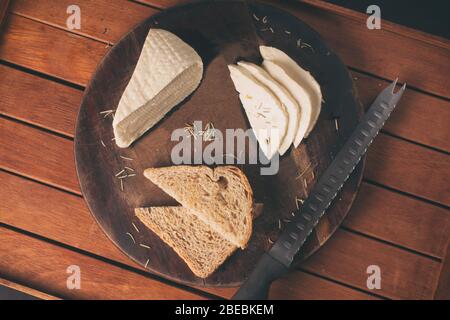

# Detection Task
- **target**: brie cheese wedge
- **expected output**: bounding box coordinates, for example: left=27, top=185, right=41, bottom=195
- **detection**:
left=260, top=46, right=322, bottom=137
left=228, top=64, right=288, bottom=159
left=113, top=29, right=203, bottom=148
left=237, top=61, right=300, bottom=155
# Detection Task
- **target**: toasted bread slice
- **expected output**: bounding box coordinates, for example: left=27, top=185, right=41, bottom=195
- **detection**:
left=135, top=207, right=236, bottom=278
left=143, top=166, right=253, bottom=248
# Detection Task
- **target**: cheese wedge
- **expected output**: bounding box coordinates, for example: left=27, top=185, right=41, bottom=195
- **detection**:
left=237, top=61, right=299, bottom=155
left=259, top=46, right=322, bottom=137
left=113, top=29, right=203, bottom=148
left=262, top=60, right=312, bottom=147
left=228, top=64, right=288, bottom=159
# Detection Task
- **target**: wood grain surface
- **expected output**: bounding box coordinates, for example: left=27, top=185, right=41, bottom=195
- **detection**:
left=0, top=0, right=448, bottom=299
left=0, top=277, right=60, bottom=300
left=0, top=227, right=207, bottom=300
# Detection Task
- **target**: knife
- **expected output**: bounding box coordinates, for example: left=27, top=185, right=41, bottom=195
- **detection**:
left=232, top=78, right=406, bottom=300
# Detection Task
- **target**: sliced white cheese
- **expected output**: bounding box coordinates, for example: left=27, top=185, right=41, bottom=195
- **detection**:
left=262, top=60, right=312, bottom=147
left=259, top=46, right=322, bottom=137
left=228, top=64, right=288, bottom=160
left=113, top=29, right=203, bottom=148
left=237, top=61, right=299, bottom=155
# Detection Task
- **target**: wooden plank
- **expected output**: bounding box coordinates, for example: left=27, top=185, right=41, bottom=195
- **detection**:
left=3, top=114, right=447, bottom=210
left=301, top=230, right=442, bottom=299
left=0, top=227, right=206, bottom=299
left=141, top=0, right=450, bottom=97
left=1, top=115, right=448, bottom=258
left=1, top=5, right=448, bottom=154
left=261, top=0, right=450, bottom=98
left=9, top=0, right=450, bottom=98
left=366, top=134, right=450, bottom=206
left=354, top=72, right=450, bottom=153
left=0, top=170, right=381, bottom=299
left=135, top=0, right=190, bottom=9
left=0, top=117, right=79, bottom=194
left=344, top=183, right=450, bottom=259
left=0, top=171, right=127, bottom=264
left=302, top=0, right=450, bottom=48
left=0, top=64, right=82, bottom=137
left=11, top=0, right=156, bottom=44
left=269, top=272, right=378, bottom=300
left=0, top=1, right=444, bottom=298
left=0, top=170, right=440, bottom=299
left=0, top=14, right=108, bottom=86
left=3, top=65, right=448, bottom=155
left=0, top=277, right=61, bottom=300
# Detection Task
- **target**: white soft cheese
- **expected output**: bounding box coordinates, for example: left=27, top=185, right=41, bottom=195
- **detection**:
left=262, top=60, right=311, bottom=147
left=113, top=29, right=203, bottom=148
left=237, top=61, right=299, bottom=155
left=260, top=46, right=322, bottom=137
left=228, top=64, right=288, bottom=160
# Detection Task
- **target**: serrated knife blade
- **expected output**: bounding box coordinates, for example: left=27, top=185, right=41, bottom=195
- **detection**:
left=233, top=78, right=406, bottom=300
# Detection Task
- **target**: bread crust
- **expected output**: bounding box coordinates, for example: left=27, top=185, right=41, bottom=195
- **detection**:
left=135, top=207, right=236, bottom=278
left=144, top=165, right=254, bottom=248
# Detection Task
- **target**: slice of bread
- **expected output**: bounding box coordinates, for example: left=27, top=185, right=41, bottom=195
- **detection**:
left=143, top=166, right=253, bottom=249
left=135, top=207, right=236, bottom=278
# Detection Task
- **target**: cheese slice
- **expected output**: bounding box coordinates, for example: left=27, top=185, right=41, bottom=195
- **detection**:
left=237, top=61, right=299, bottom=155
left=113, top=29, right=203, bottom=148
left=259, top=46, right=322, bottom=137
left=228, top=64, right=288, bottom=160
left=262, top=60, right=312, bottom=147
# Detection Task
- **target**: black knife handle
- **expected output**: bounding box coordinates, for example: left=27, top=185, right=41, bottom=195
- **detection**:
left=232, top=253, right=288, bottom=300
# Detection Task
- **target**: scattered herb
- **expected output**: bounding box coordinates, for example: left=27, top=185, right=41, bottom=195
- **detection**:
left=295, top=196, right=305, bottom=210
left=120, top=155, right=134, bottom=161
left=99, top=109, right=115, bottom=119
left=256, top=112, right=267, bottom=118
left=115, top=169, right=125, bottom=177
left=300, top=42, right=315, bottom=53
left=126, top=232, right=135, bottom=243
left=295, top=162, right=312, bottom=179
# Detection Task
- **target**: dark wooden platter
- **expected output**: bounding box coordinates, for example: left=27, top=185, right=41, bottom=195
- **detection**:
left=75, top=0, right=364, bottom=287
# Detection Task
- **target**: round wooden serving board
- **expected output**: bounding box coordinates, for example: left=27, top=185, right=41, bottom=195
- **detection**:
left=75, top=0, right=364, bottom=287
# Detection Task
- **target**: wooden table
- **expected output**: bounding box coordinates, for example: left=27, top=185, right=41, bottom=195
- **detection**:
left=0, top=0, right=449, bottom=300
